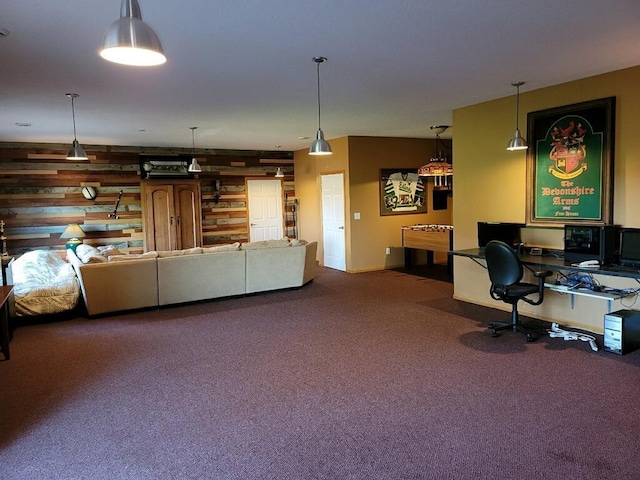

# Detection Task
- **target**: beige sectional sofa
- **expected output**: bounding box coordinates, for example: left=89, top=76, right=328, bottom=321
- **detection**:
left=67, top=240, right=317, bottom=317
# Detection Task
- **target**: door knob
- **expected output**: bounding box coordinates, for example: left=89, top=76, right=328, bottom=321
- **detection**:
left=338, top=226, right=344, bottom=229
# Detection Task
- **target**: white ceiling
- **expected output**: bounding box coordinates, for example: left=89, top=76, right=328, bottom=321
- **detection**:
left=1, top=0, right=639, bottom=152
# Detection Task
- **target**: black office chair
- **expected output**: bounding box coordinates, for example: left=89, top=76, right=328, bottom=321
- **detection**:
left=484, top=240, right=552, bottom=342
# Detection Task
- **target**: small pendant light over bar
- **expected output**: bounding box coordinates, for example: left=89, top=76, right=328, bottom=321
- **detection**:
left=309, top=56, right=332, bottom=155
left=506, top=81, right=528, bottom=151
left=100, top=0, right=166, bottom=67
left=418, top=125, right=453, bottom=189
left=66, top=93, right=88, bottom=160
left=188, top=127, right=202, bottom=173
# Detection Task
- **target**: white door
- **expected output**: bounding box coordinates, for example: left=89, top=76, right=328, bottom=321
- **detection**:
left=247, top=179, right=284, bottom=241
left=321, top=173, right=346, bottom=271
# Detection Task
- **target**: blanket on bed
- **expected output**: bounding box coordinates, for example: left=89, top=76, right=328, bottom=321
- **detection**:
left=11, top=250, right=80, bottom=316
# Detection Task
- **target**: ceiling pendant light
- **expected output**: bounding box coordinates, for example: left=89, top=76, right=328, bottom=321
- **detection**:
left=275, top=167, right=284, bottom=178
left=100, top=0, right=166, bottom=67
left=188, top=127, right=202, bottom=173
left=418, top=125, right=453, bottom=189
left=309, top=56, right=332, bottom=155
left=66, top=93, right=88, bottom=161
left=506, top=81, right=528, bottom=151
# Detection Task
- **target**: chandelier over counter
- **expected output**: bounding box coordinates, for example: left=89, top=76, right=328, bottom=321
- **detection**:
left=418, top=125, right=452, bottom=189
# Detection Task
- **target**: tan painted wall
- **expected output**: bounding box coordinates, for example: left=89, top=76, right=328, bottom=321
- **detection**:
left=452, top=65, right=640, bottom=333
left=295, top=136, right=453, bottom=272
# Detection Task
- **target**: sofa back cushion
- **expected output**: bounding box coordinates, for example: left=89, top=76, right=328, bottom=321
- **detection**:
left=241, top=239, right=291, bottom=250
left=108, top=251, right=158, bottom=262
left=156, top=247, right=203, bottom=258
left=202, top=242, right=241, bottom=253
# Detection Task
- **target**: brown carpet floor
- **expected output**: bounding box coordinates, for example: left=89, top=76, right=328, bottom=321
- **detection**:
left=1, top=267, right=639, bottom=479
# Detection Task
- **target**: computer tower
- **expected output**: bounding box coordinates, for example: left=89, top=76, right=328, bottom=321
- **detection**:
left=563, top=224, right=618, bottom=264
left=603, top=309, right=640, bottom=355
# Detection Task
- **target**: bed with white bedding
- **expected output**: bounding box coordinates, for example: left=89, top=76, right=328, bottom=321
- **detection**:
left=9, top=250, right=80, bottom=316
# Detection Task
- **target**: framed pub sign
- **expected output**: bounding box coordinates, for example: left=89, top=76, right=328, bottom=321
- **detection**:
left=526, top=97, right=615, bottom=225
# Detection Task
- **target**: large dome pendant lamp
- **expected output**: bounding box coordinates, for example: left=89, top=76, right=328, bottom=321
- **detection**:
left=309, top=56, right=332, bottom=155
left=506, top=81, right=528, bottom=151
left=100, top=0, right=166, bottom=67
left=65, top=93, right=88, bottom=161
left=188, top=127, right=202, bottom=173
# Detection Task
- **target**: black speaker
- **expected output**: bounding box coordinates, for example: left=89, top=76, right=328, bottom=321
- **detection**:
left=563, top=224, right=618, bottom=264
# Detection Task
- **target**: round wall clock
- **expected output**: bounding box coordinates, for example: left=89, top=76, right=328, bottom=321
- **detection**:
left=81, top=186, right=97, bottom=200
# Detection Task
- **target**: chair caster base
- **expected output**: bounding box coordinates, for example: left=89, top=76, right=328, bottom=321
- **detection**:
left=488, top=322, right=539, bottom=342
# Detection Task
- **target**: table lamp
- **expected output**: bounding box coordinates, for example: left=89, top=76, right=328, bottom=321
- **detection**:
left=61, top=224, right=86, bottom=251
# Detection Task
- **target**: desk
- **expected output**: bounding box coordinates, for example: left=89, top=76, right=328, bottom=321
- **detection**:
left=402, top=225, right=453, bottom=274
left=451, top=248, right=640, bottom=311
left=1, top=285, right=14, bottom=361
left=452, top=248, right=640, bottom=279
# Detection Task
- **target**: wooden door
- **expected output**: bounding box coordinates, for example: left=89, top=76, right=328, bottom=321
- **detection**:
left=143, top=184, right=175, bottom=251
left=141, top=180, right=202, bottom=252
left=174, top=182, right=202, bottom=249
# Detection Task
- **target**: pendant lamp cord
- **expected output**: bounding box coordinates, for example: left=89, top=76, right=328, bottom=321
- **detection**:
left=70, top=95, right=78, bottom=141
left=316, top=60, right=322, bottom=130
left=512, top=81, right=524, bottom=130
left=515, top=84, right=520, bottom=130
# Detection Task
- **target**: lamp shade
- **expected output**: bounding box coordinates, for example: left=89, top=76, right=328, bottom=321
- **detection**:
left=61, top=223, right=86, bottom=251
left=309, top=129, right=332, bottom=155
left=67, top=140, right=88, bottom=160
left=100, top=0, right=166, bottom=66
left=418, top=161, right=453, bottom=177
left=60, top=224, right=86, bottom=239
left=188, top=157, right=202, bottom=173
left=275, top=167, right=284, bottom=178
left=507, top=128, right=528, bottom=151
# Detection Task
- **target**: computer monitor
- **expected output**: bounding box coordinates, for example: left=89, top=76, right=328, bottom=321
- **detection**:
left=477, top=222, right=524, bottom=248
left=619, top=228, right=640, bottom=267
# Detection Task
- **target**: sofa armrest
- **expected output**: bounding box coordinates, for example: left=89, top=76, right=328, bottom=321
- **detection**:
left=73, top=257, right=158, bottom=316
left=245, top=242, right=317, bottom=294
left=302, top=241, right=318, bottom=285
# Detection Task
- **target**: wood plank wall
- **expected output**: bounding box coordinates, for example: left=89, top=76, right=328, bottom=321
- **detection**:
left=0, top=143, right=294, bottom=256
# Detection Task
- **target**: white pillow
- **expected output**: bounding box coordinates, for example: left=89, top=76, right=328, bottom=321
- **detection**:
left=75, top=244, right=106, bottom=264
left=98, top=245, right=125, bottom=257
